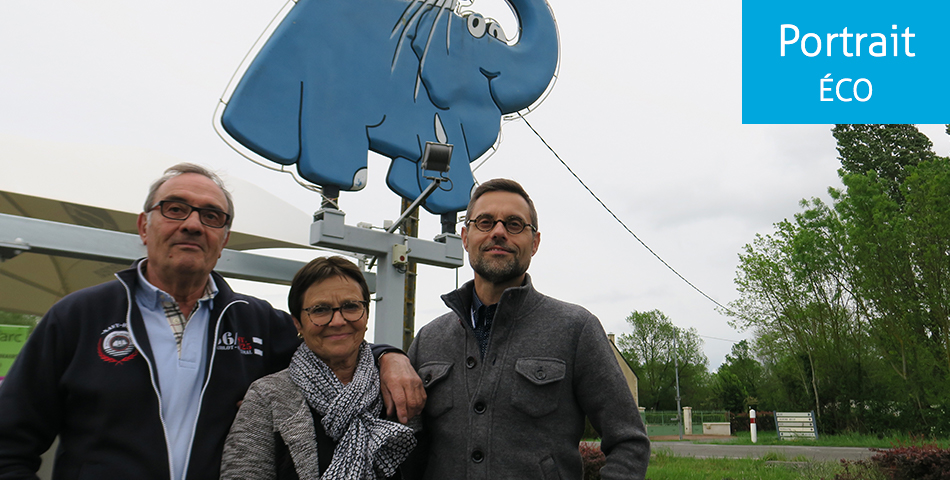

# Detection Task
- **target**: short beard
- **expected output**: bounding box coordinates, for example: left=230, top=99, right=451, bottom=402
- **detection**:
left=471, top=254, right=528, bottom=285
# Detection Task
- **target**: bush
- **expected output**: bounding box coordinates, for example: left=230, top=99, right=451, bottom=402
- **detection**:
left=871, top=445, right=950, bottom=480
left=836, top=444, right=950, bottom=480
left=579, top=442, right=605, bottom=480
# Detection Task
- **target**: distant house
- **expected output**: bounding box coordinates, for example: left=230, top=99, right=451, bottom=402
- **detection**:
left=607, top=333, right=639, bottom=405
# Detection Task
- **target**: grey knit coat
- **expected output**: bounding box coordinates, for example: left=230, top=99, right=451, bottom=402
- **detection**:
left=406, top=275, right=650, bottom=480
left=219, top=370, right=323, bottom=479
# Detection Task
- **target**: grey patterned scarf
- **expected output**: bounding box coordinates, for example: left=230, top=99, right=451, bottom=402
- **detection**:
left=289, top=342, right=416, bottom=479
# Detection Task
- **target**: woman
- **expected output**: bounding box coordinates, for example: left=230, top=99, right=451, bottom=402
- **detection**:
left=220, top=256, right=416, bottom=479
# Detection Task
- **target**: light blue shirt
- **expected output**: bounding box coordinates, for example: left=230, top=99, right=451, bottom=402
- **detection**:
left=135, top=262, right=216, bottom=480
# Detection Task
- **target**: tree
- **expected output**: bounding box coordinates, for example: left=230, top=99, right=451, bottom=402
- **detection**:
left=725, top=197, right=875, bottom=431
left=617, top=310, right=709, bottom=410
left=835, top=149, right=950, bottom=425
left=727, top=124, right=950, bottom=434
left=833, top=124, right=935, bottom=202
left=713, top=340, right=762, bottom=413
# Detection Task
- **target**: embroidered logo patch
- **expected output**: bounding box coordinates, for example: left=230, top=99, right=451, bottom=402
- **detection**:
left=216, top=331, right=263, bottom=356
left=97, top=323, right=139, bottom=365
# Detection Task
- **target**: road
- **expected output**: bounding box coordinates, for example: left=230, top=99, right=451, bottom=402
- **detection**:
left=652, top=441, right=878, bottom=461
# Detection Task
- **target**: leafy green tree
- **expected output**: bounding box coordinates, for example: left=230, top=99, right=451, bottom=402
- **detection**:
left=617, top=310, right=709, bottom=410
left=832, top=124, right=935, bottom=201
left=729, top=124, right=950, bottom=434
left=835, top=150, right=950, bottom=425
left=726, top=197, right=876, bottom=431
left=902, top=159, right=950, bottom=374
left=713, top=340, right=762, bottom=413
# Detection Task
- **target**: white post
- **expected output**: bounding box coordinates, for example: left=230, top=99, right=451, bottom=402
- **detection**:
left=750, top=409, right=757, bottom=443
left=683, top=406, right=693, bottom=435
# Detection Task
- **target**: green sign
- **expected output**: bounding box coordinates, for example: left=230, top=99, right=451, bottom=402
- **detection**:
left=0, top=324, right=31, bottom=380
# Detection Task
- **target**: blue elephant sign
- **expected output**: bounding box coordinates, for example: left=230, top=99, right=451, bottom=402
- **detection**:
left=215, top=0, right=559, bottom=214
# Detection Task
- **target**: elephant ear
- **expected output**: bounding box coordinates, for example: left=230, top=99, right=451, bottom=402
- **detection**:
left=222, top=66, right=303, bottom=165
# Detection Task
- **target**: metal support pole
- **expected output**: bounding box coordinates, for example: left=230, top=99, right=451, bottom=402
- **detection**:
left=310, top=207, right=463, bottom=347
left=441, top=212, right=458, bottom=235
left=674, top=333, right=683, bottom=440
left=386, top=179, right=440, bottom=234
left=401, top=198, right=419, bottom=351
left=0, top=213, right=307, bottom=284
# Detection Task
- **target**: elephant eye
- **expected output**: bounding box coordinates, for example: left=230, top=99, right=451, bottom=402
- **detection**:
left=467, top=13, right=486, bottom=38
left=487, top=22, right=504, bottom=40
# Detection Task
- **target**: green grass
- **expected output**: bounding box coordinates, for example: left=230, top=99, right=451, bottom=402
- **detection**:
left=688, top=431, right=950, bottom=449
left=644, top=432, right=950, bottom=479
left=646, top=449, right=846, bottom=480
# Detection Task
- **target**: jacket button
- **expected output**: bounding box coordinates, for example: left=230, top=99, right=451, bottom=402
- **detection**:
left=471, top=450, right=484, bottom=463
left=473, top=401, right=486, bottom=414
left=535, top=367, right=546, bottom=380
left=423, top=373, right=432, bottom=386
left=466, top=356, right=477, bottom=368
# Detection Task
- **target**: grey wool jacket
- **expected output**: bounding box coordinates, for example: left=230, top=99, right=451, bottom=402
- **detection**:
left=406, top=275, right=650, bottom=480
left=220, top=370, right=323, bottom=479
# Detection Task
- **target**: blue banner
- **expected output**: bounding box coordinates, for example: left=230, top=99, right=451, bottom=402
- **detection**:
left=742, top=1, right=950, bottom=123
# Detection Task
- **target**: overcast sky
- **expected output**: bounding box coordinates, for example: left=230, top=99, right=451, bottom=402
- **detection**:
left=2, top=0, right=948, bottom=369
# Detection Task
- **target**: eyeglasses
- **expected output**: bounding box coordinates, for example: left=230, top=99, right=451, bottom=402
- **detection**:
left=303, top=301, right=369, bottom=326
left=149, top=200, right=231, bottom=228
left=467, top=215, right=536, bottom=235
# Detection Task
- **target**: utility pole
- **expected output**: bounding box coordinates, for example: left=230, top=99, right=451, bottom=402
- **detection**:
left=674, top=332, right=683, bottom=440
left=400, top=198, right=419, bottom=351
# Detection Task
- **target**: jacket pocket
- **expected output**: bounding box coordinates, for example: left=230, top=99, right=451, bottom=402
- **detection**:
left=511, top=357, right=566, bottom=418
left=539, top=454, right=562, bottom=480
left=418, top=361, right=454, bottom=418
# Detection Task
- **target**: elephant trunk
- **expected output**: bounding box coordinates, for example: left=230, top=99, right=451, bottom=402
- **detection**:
left=490, top=0, right=559, bottom=114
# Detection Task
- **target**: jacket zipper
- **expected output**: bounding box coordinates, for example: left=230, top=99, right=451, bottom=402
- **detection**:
left=179, top=299, right=247, bottom=479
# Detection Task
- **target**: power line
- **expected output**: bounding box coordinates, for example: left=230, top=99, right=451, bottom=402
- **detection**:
left=697, top=334, right=742, bottom=344
left=517, top=113, right=735, bottom=316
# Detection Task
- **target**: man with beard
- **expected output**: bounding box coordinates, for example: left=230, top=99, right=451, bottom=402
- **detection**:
left=405, top=179, right=650, bottom=479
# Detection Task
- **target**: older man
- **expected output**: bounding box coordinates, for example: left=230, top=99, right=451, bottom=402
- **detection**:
left=0, top=164, right=422, bottom=480
left=407, top=178, right=650, bottom=479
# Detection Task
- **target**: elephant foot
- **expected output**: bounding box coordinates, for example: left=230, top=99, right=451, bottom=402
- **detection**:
left=386, top=156, right=473, bottom=214
left=296, top=157, right=368, bottom=192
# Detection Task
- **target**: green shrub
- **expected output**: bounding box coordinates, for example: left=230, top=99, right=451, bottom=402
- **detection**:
left=836, top=444, right=950, bottom=480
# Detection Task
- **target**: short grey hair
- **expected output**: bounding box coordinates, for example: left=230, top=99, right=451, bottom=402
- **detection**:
left=144, top=163, right=235, bottom=226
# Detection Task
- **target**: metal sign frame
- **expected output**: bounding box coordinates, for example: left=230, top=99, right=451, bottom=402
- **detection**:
left=776, top=411, right=819, bottom=440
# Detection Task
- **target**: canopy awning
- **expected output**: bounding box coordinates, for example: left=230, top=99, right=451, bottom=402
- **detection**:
left=0, top=134, right=321, bottom=316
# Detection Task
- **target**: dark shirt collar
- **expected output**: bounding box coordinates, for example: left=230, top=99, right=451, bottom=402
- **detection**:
left=470, top=286, right=488, bottom=329
left=472, top=286, right=487, bottom=311
left=470, top=276, right=529, bottom=312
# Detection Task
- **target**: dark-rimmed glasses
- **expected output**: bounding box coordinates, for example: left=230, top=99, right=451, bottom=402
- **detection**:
left=303, top=301, right=369, bottom=326
left=149, top=200, right=231, bottom=228
left=467, top=215, right=536, bottom=235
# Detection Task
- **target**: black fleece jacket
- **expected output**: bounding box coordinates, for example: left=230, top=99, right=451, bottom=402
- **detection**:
left=0, top=261, right=398, bottom=480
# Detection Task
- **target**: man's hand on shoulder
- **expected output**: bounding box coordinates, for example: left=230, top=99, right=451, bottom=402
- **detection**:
left=378, top=352, right=426, bottom=424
